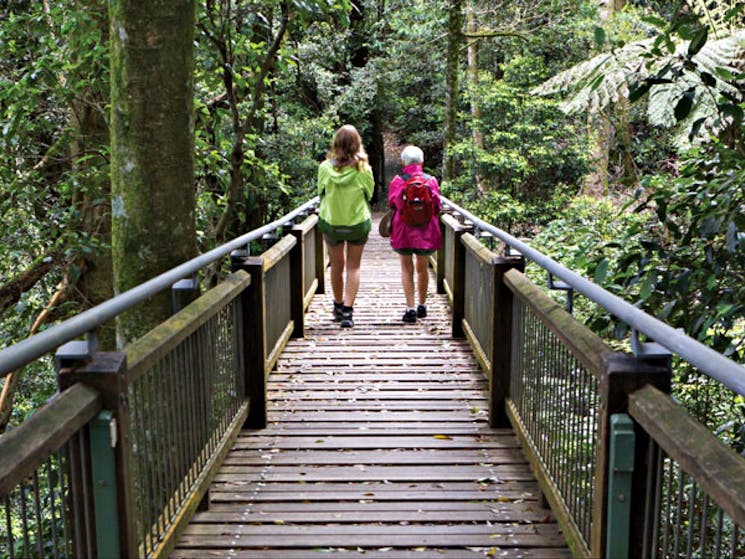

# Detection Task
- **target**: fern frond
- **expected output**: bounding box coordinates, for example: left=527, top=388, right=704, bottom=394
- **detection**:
left=531, top=43, right=651, bottom=115
left=534, top=29, right=745, bottom=147
left=689, top=0, right=745, bottom=34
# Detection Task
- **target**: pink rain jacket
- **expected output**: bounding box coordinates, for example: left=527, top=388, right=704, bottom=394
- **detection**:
left=388, top=164, right=442, bottom=251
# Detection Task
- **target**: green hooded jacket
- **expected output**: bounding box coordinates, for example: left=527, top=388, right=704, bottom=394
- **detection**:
left=317, top=159, right=374, bottom=226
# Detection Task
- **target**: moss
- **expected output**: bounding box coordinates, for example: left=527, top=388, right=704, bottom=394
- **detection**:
left=110, top=0, right=198, bottom=346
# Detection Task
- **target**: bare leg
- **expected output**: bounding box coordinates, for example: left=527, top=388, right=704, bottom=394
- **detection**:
left=344, top=243, right=366, bottom=307
left=328, top=242, right=345, bottom=304
left=415, top=254, right=429, bottom=306
left=399, top=253, right=415, bottom=308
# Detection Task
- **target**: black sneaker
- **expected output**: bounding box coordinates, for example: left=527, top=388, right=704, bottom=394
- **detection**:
left=402, top=309, right=417, bottom=323
left=416, top=305, right=427, bottom=318
left=340, top=306, right=354, bottom=328
left=333, top=301, right=344, bottom=322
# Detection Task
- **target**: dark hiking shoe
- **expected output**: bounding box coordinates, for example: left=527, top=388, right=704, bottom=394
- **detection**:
left=416, top=305, right=427, bottom=318
left=341, top=306, right=354, bottom=328
left=402, top=309, right=417, bottom=323
left=333, top=301, right=344, bottom=322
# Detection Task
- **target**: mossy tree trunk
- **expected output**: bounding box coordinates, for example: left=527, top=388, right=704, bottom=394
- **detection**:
left=110, top=0, right=198, bottom=347
left=443, top=0, right=464, bottom=185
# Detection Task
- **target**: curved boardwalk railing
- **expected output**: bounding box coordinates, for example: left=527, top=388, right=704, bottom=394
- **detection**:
left=438, top=197, right=745, bottom=559
left=0, top=203, right=322, bottom=559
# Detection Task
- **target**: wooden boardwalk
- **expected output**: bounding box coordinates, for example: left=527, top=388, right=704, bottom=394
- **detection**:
left=172, top=217, right=570, bottom=558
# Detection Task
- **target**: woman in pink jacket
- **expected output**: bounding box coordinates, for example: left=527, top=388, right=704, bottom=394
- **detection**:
left=388, top=146, right=442, bottom=323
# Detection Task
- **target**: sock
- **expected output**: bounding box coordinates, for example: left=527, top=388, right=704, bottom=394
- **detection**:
left=334, top=300, right=343, bottom=308
left=342, top=305, right=353, bottom=313
left=407, top=307, right=416, bottom=312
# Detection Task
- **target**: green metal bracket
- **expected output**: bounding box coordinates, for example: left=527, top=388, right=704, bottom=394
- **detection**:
left=90, top=411, right=121, bottom=559
left=606, top=413, right=635, bottom=559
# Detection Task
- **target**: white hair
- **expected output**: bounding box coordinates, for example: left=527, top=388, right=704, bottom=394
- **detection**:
left=401, top=145, right=424, bottom=166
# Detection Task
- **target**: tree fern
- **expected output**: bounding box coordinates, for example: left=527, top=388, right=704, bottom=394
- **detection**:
left=532, top=29, right=745, bottom=147
left=689, top=0, right=745, bottom=34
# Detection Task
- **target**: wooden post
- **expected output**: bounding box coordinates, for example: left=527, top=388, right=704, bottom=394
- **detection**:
left=489, top=255, right=524, bottom=427
left=58, top=352, right=137, bottom=559
left=436, top=217, right=447, bottom=294
left=289, top=225, right=305, bottom=338
left=451, top=222, right=470, bottom=338
left=314, top=221, right=325, bottom=294
left=171, top=276, right=200, bottom=314
left=231, top=253, right=267, bottom=428
left=592, top=353, right=671, bottom=558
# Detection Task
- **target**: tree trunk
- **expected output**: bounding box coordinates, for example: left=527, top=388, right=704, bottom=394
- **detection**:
left=110, top=0, right=197, bottom=346
left=466, top=1, right=485, bottom=195
left=443, top=0, right=464, bottom=184
left=584, top=0, right=631, bottom=196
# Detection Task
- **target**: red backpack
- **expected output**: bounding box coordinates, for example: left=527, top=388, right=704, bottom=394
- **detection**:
left=400, top=173, right=434, bottom=227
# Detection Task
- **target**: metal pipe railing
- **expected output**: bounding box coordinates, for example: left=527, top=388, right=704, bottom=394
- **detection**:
left=441, top=196, right=745, bottom=396
left=0, top=197, right=319, bottom=377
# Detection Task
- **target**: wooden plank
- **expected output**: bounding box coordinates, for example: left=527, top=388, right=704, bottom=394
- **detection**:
left=193, top=502, right=552, bottom=523
left=210, top=488, right=541, bottom=503
left=172, top=550, right=572, bottom=559
left=175, top=532, right=567, bottom=548
left=223, top=448, right=528, bottom=465
left=267, top=411, right=489, bottom=421
left=213, top=464, right=537, bottom=481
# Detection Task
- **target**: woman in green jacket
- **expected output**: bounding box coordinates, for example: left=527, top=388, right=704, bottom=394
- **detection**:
left=317, top=124, right=374, bottom=328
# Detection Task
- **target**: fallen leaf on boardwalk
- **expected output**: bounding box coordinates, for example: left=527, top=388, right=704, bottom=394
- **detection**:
left=496, top=496, right=513, bottom=502
left=414, top=547, right=428, bottom=552
left=433, top=434, right=452, bottom=440
left=486, top=548, right=499, bottom=556
left=273, top=519, right=285, bottom=524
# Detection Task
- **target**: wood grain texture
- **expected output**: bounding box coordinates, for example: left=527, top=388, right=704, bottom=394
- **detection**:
left=172, top=214, right=569, bottom=556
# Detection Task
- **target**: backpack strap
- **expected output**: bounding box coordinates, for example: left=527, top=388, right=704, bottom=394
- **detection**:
left=401, top=172, right=431, bottom=181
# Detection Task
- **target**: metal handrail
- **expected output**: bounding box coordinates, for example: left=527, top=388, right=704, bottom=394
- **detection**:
left=441, top=196, right=745, bottom=396
left=0, top=196, right=320, bottom=377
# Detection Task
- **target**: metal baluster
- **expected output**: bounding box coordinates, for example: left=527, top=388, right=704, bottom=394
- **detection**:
left=32, top=472, right=43, bottom=558
left=4, top=494, right=14, bottom=559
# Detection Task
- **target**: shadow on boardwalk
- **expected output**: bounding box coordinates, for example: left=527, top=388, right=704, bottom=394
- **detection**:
left=171, top=214, right=570, bottom=558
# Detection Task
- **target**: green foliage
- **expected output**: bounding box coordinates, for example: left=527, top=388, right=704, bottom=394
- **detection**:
left=453, top=75, right=589, bottom=198
left=597, top=141, right=745, bottom=359
left=377, top=0, right=448, bottom=160
left=529, top=195, right=649, bottom=321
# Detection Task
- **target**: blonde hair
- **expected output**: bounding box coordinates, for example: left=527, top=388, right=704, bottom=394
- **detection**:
left=328, top=124, right=369, bottom=171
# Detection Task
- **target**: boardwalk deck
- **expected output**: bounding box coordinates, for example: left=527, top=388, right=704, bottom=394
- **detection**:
left=172, top=216, right=570, bottom=558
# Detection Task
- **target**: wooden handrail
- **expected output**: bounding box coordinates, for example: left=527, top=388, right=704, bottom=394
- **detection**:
left=125, top=271, right=252, bottom=382
left=0, top=384, right=102, bottom=496
left=629, top=383, right=745, bottom=528
left=504, top=268, right=608, bottom=376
